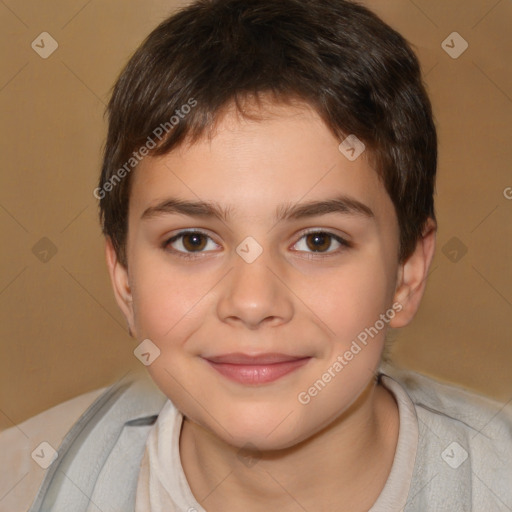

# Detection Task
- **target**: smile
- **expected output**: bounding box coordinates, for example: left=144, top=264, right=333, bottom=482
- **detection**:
left=203, top=353, right=312, bottom=385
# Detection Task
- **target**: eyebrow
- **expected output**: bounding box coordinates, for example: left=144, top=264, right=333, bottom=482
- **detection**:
left=141, top=195, right=375, bottom=223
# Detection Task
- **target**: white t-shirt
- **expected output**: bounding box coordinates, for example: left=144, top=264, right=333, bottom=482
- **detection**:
left=134, top=373, right=419, bottom=511
left=2, top=365, right=511, bottom=512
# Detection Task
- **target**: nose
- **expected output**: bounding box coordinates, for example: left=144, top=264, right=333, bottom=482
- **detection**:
left=216, top=248, right=294, bottom=330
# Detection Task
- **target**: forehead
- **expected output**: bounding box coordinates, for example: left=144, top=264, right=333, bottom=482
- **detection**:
left=129, top=101, right=396, bottom=226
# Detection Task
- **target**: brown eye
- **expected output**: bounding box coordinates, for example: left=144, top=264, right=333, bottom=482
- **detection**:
left=181, top=233, right=207, bottom=252
left=164, top=230, right=219, bottom=259
left=305, top=232, right=332, bottom=252
left=292, top=231, right=350, bottom=256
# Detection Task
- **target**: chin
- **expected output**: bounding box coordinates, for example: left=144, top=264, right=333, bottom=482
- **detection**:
left=200, top=405, right=313, bottom=453
left=224, top=427, right=307, bottom=453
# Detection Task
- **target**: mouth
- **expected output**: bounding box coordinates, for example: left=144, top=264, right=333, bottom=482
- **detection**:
left=202, top=353, right=312, bottom=385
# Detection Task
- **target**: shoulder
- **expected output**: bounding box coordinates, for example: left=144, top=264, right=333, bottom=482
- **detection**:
left=382, top=363, right=512, bottom=440
left=2, top=370, right=168, bottom=512
left=0, top=386, right=107, bottom=512
left=381, top=363, right=512, bottom=510
left=25, top=370, right=169, bottom=512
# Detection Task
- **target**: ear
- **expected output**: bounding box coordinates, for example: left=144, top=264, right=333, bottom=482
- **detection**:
left=105, top=237, right=136, bottom=335
left=389, top=218, right=437, bottom=328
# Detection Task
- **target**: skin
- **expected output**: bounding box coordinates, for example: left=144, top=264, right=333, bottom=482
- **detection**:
left=106, top=99, right=436, bottom=511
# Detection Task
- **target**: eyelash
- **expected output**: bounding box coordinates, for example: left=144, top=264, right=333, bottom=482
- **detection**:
left=162, top=229, right=352, bottom=261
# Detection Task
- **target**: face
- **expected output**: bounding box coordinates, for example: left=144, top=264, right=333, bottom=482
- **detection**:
left=109, top=101, right=414, bottom=451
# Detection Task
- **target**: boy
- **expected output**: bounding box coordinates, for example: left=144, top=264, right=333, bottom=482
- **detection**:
left=16, top=0, right=512, bottom=510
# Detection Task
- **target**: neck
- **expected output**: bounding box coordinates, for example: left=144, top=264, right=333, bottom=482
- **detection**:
left=179, top=377, right=399, bottom=512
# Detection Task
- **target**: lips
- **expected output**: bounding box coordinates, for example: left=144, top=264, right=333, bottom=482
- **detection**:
left=203, top=353, right=312, bottom=385
left=206, top=352, right=307, bottom=364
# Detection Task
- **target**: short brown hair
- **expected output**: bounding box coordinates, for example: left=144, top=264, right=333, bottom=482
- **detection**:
left=98, top=0, right=437, bottom=267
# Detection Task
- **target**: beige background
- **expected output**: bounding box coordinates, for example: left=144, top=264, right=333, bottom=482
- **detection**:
left=0, top=0, right=511, bottom=432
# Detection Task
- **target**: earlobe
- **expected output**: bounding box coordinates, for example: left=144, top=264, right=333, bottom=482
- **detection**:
left=105, top=238, right=135, bottom=335
left=389, top=218, right=437, bottom=328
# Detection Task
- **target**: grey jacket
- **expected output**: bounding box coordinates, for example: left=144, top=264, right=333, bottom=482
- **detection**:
left=27, top=366, right=512, bottom=512
left=27, top=371, right=167, bottom=512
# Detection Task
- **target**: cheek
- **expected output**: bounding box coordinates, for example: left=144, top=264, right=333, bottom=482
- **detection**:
left=303, top=256, right=393, bottom=345
left=293, top=263, right=391, bottom=425
left=130, top=254, right=212, bottom=342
